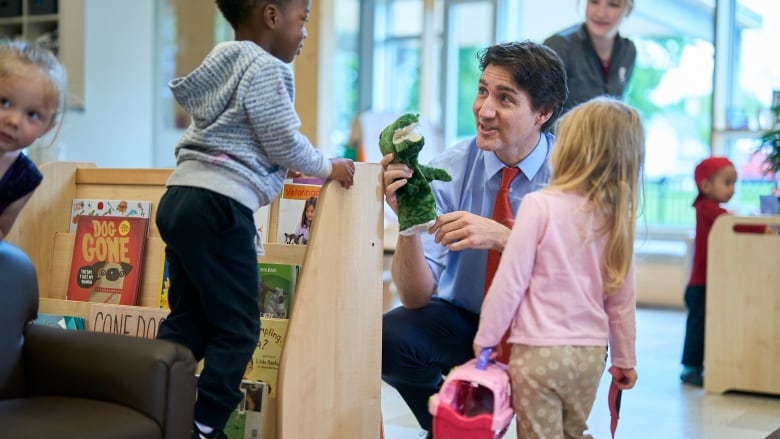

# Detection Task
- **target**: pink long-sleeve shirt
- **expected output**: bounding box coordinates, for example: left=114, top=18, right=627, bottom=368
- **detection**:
left=474, top=189, right=637, bottom=369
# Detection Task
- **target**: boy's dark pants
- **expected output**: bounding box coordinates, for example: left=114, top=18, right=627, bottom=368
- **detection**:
left=156, top=186, right=260, bottom=430
left=682, top=285, right=706, bottom=368
left=382, top=298, right=480, bottom=431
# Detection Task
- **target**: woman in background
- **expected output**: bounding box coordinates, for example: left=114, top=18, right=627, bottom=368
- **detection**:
left=544, top=0, right=636, bottom=115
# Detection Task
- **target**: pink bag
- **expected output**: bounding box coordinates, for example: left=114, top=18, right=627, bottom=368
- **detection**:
left=428, top=348, right=514, bottom=439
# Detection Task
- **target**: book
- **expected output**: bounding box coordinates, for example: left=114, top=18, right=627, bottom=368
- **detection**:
left=69, top=198, right=151, bottom=233
left=33, top=313, right=86, bottom=330
left=224, top=379, right=270, bottom=439
left=258, top=262, right=298, bottom=319
left=194, top=319, right=284, bottom=438
left=66, top=216, right=149, bottom=306
left=276, top=178, right=323, bottom=245
left=245, top=317, right=288, bottom=399
left=88, top=303, right=170, bottom=339
left=158, top=245, right=170, bottom=309
left=254, top=204, right=270, bottom=251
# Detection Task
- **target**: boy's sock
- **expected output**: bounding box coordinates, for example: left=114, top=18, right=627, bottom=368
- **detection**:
left=194, top=421, right=213, bottom=435
left=193, top=420, right=226, bottom=439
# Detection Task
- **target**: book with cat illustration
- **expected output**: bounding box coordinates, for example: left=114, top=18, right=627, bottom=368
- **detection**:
left=69, top=199, right=151, bottom=233
left=258, top=262, right=299, bottom=319
left=66, top=215, right=149, bottom=306
left=276, top=177, right=323, bottom=245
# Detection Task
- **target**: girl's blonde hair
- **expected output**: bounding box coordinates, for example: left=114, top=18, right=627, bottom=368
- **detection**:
left=0, top=40, right=67, bottom=119
left=549, top=97, right=644, bottom=294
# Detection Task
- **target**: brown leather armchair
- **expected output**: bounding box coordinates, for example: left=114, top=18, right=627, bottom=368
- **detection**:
left=0, top=241, right=197, bottom=439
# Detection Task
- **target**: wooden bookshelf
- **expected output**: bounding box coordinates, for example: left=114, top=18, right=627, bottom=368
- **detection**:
left=704, top=215, right=780, bottom=395
left=7, top=161, right=384, bottom=439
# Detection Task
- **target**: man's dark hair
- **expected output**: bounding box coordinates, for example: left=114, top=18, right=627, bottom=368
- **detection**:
left=477, top=41, right=569, bottom=133
left=216, top=0, right=290, bottom=29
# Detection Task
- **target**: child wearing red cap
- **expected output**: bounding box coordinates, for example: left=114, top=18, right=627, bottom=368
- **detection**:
left=680, top=156, right=767, bottom=386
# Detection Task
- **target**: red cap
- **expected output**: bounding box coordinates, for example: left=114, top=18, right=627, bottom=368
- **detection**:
left=693, top=156, right=734, bottom=204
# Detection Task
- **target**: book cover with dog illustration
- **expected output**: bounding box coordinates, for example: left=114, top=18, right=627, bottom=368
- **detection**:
left=276, top=178, right=323, bottom=245
left=66, top=215, right=149, bottom=306
left=258, top=262, right=298, bottom=319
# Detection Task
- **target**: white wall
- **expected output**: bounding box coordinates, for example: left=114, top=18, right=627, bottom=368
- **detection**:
left=57, top=0, right=155, bottom=168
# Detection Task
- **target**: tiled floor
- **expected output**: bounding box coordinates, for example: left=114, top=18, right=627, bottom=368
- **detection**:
left=381, top=307, right=780, bottom=439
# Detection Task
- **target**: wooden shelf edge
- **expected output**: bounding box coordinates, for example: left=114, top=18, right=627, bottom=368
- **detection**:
left=259, top=243, right=306, bottom=266
left=38, top=298, right=168, bottom=322
left=76, top=168, right=172, bottom=186
left=39, top=298, right=93, bottom=319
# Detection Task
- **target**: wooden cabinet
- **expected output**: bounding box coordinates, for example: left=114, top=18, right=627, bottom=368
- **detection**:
left=6, top=161, right=384, bottom=439
left=0, top=0, right=84, bottom=109
left=704, top=215, right=780, bottom=395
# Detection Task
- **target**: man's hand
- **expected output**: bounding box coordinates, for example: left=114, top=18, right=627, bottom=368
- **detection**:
left=429, top=211, right=511, bottom=252
left=380, top=153, right=412, bottom=215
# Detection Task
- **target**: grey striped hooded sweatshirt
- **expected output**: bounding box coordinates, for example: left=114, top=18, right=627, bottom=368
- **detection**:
left=165, top=41, right=331, bottom=212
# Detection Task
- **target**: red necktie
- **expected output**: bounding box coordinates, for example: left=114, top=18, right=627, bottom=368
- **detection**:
left=484, top=166, right=520, bottom=364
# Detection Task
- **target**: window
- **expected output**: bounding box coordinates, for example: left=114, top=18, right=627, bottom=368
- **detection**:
left=153, top=0, right=779, bottom=223
left=712, top=0, right=779, bottom=215
left=152, top=0, right=230, bottom=168
left=351, top=0, right=738, bottom=229
left=442, top=0, right=497, bottom=146
left=354, top=0, right=497, bottom=158
left=330, top=0, right=361, bottom=155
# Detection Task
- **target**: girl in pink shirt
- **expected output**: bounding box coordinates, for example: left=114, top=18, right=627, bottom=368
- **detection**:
left=473, top=97, right=643, bottom=438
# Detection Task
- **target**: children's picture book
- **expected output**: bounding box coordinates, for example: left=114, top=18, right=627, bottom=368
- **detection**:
left=258, top=262, right=298, bottom=319
left=158, top=246, right=170, bottom=309
left=88, top=303, right=170, bottom=339
left=245, top=317, right=288, bottom=399
left=66, top=216, right=149, bottom=306
left=33, top=313, right=86, bottom=330
left=276, top=178, right=323, bottom=245
left=69, top=199, right=151, bottom=233
left=224, top=379, right=270, bottom=439
left=254, top=205, right=270, bottom=256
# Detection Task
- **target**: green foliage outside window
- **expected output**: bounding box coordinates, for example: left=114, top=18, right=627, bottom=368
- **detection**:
left=456, top=47, right=482, bottom=138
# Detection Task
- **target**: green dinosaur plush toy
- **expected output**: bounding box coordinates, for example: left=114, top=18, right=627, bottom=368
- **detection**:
left=379, top=113, right=452, bottom=235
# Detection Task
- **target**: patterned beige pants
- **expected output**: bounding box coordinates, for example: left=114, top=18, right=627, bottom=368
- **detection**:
left=508, top=344, right=607, bottom=439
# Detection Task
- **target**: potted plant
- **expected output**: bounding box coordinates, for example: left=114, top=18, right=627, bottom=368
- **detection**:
left=756, top=106, right=780, bottom=213
left=757, top=128, right=780, bottom=176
